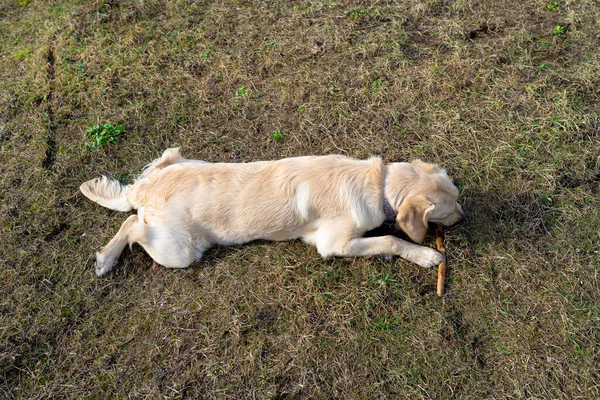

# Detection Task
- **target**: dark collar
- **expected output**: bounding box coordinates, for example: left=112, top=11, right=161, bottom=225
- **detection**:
left=383, top=196, right=396, bottom=222
left=383, top=167, right=396, bottom=222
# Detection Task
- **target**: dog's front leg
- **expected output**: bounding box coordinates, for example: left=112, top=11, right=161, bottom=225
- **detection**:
left=317, top=235, right=444, bottom=268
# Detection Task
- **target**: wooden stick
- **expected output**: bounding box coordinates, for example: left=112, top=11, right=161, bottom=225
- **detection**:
left=435, top=224, right=446, bottom=297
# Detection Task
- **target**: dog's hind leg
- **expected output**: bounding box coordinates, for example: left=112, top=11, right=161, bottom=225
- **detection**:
left=96, top=213, right=208, bottom=275
left=96, top=215, right=141, bottom=276
left=136, top=223, right=203, bottom=270
left=133, top=208, right=210, bottom=270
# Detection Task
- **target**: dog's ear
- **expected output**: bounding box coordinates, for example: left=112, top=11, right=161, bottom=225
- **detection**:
left=397, top=195, right=435, bottom=243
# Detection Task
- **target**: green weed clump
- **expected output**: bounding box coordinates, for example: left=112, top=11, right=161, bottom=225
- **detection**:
left=86, top=123, right=124, bottom=151
left=346, top=7, right=379, bottom=19
left=272, top=130, right=284, bottom=141
left=552, top=24, right=567, bottom=36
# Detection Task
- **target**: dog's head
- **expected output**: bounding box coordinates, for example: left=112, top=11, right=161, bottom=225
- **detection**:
left=386, top=160, right=465, bottom=243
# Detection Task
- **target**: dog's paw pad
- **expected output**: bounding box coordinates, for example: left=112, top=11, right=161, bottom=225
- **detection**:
left=381, top=254, right=394, bottom=263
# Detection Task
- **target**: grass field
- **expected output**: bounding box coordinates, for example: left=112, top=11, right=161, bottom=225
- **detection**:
left=1, top=0, right=599, bottom=398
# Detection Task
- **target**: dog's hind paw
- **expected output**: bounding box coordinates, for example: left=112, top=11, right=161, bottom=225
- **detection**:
left=95, top=252, right=116, bottom=276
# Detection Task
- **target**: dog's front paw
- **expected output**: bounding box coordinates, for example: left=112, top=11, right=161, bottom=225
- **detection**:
left=95, top=252, right=116, bottom=277
left=413, top=248, right=444, bottom=268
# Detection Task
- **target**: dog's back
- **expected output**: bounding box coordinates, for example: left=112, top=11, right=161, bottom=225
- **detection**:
left=126, top=154, right=386, bottom=244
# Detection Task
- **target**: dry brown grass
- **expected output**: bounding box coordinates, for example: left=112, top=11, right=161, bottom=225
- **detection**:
left=1, top=0, right=599, bottom=398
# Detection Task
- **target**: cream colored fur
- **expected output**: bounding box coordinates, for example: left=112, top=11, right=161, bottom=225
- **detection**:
left=80, top=148, right=464, bottom=276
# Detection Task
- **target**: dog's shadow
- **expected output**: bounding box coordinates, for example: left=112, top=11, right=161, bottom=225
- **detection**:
left=367, top=187, right=557, bottom=243
left=451, top=187, right=558, bottom=244
left=363, top=187, right=559, bottom=296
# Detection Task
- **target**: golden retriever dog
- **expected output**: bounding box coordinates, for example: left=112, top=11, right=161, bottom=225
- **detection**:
left=80, top=148, right=464, bottom=276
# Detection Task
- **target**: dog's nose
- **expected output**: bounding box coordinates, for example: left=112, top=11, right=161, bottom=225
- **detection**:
left=458, top=210, right=467, bottom=223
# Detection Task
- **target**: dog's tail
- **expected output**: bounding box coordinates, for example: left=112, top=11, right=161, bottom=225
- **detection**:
left=138, top=147, right=185, bottom=180
left=79, top=176, right=133, bottom=211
